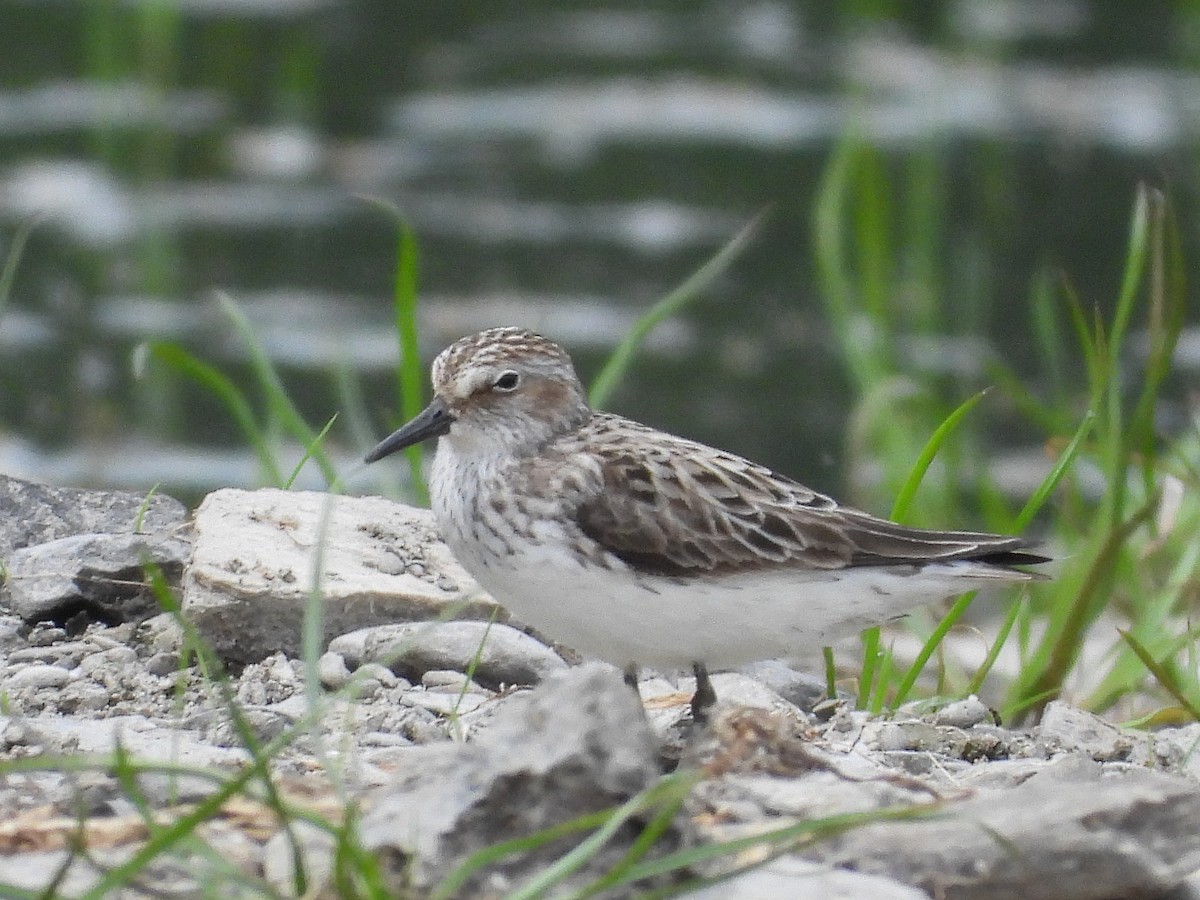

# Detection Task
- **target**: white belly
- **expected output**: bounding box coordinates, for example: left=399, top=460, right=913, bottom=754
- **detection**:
left=428, top=440, right=1012, bottom=671
left=454, top=537, right=995, bottom=670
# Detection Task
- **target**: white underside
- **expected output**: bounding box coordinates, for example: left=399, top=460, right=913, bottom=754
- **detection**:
left=428, top=432, right=1028, bottom=672
left=456, top=538, right=1020, bottom=671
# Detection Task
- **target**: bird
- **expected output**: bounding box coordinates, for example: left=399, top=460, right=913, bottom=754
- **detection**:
left=365, top=326, right=1047, bottom=721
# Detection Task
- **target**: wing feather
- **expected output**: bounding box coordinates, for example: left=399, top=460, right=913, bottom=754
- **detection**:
left=562, top=413, right=1046, bottom=578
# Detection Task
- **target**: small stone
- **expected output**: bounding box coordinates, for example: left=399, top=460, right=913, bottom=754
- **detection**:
left=1038, top=701, right=1136, bottom=761
left=358, top=662, right=399, bottom=689
left=8, top=664, right=72, bottom=690
left=137, top=613, right=184, bottom=653
left=79, top=645, right=138, bottom=678
left=930, top=695, right=993, bottom=729
left=343, top=620, right=566, bottom=689
left=404, top=691, right=487, bottom=717
left=422, top=669, right=484, bottom=693
left=864, top=720, right=948, bottom=753
left=62, top=683, right=111, bottom=712
left=145, top=652, right=179, bottom=677
left=263, top=821, right=336, bottom=897
left=26, top=625, right=67, bottom=647
left=317, top=651, right=352, bottom=689
left=737, top=659, right=830, bottom=712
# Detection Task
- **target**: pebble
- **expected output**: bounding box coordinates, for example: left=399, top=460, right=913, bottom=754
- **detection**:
left=263, top=821, right=336, bottom=896
left=26, top=625, right=67, bottom=647
left=317, top=651, right=351, bottom=689
left=930, top=695, right=993, bottom=729
left=421, top=669, right=486, bottom=693
left=8, top=664, right=72, bottom=690
left=145, top=652, right=178, bottom=676
left=404, top=691, right=487, bottom=717
left=79, top=645, right=138, bottom=677
left=357, top=662, right=400, bottom=689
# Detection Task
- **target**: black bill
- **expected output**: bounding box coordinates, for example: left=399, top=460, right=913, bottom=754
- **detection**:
left=364, top=396, right=454, bottom=463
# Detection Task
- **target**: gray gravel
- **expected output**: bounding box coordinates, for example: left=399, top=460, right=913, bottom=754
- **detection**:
left=2, top=479, right=1200, bottom=899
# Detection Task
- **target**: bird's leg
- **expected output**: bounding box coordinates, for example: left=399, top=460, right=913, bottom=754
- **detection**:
left=623, top=663, right=642, bottom=704
left=691, top=661, right=716, bottom=725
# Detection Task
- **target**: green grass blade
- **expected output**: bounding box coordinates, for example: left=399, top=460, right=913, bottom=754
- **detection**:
left=588, top=212, right=765, bottom=409
left=890, top=389, right=989, bottom=524
left=1108, top=185, right=1150, bottom=359
left=430, top=810, right=617, bottom=900
left=615, top=804, right=938, bottom=892
left=0, top=216, right=40, bottom=321
left=392, top=216, right=424, bottom=487
left=507, top=775, right=695, bottom=900
left=216, top=292, right=339, bottom=487
left=965, top=593, right=1025, bottom=697
left=891, top=591, right=978, bottom=708
left=822, top=646, right=838, bottom=701
left=140, top=340, right=284, bottom=485
left=1012, top=410, right=1095, bottom=532
left=855, top=628, right=881, bottom=709
left=1010, top=494, right=1158, bottom=718
left=568, top=774, right=696, bottom=899
left=1118, top=629, right=1200, bottom=721
left=359, top=196, right=427, bottom=502
left=285, top=412, right=339, bottom=490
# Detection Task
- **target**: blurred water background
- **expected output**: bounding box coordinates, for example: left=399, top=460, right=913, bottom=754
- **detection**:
left=0, top=1, right=1196, bottom=509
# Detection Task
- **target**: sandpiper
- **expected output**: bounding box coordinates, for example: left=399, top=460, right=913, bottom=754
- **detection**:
left=366, top=327, right=1047, bottom=719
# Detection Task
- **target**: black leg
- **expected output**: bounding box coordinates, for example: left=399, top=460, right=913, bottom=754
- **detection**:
left=691, top=661, right=716, bottom=724
left=623, top=663, right=641, bottom=696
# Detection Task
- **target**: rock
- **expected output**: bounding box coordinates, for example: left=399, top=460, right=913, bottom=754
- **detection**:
left=359, top=662, right=679, bottom=895
left=6, top=664, right=71, bottom=690
left=332, top=620, right=566, bottom=689
left=263, top=821, right=336, bottom=897
left=145, top=651, right=178, bottom=676
left=0, top=850, right=112, bottom=897
left=707, top=671, right=798, bottom=713
left=689, top=855, right=930, bottom=899
left=182, top=488, right=495, bottom=664
left=1155, top=724, right=1200, bottom=781
left=422, top=669, right=486, bottom=693
left=136, top=612, right=184, bottom=654
left=3, top=532, right=192, bottom=624
left=803, top=764, right=1200, bottom=900
left=1038, top=700, right=1139, bottom=761
left=316, top=650, right=351, bottom=689
left=403, top=690, right=488, bottom=717
left=357, top=661, right=400, bottom=687
left=930, top=694, right=993, bottom=729
left=78, top=644, right=138, bottom=678
left=737, top=659, right=830, bottom=712
left=0, top=473, right=188, bottom=560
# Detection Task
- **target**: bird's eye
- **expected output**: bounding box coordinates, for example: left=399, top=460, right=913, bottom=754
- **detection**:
left=493, top=370, right=520, bottom=392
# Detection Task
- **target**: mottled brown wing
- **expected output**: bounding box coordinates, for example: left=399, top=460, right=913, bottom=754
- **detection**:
left=571, top=414, right=1045, bottom=577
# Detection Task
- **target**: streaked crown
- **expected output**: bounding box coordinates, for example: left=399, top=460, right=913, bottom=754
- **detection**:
left=431, top=327, right=591, bottom=450
left=432, top=327, right=574, bottom=390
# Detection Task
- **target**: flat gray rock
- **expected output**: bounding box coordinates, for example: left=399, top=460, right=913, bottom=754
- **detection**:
left=182, top=488, right=496, bottom=663
left=359, top=662, right=677, bottom=895
left=330, top=620, right=566, bottom=688
left=689, top=855, right=929, bottom=900
left=0, top=473, right=187, bottom=560
left=3, top=532, right=191, bottom=623
left=804, top=764, right=1200, bottom=900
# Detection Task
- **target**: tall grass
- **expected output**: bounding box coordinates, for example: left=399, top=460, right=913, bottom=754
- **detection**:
left=815, top=137, right=1193, bottom=721
left=2, top=157, right=1195, bottom=895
